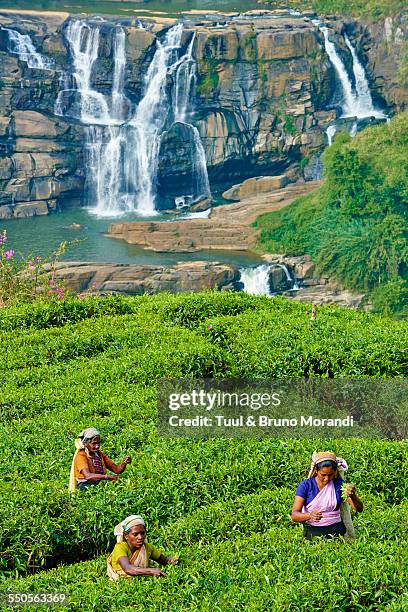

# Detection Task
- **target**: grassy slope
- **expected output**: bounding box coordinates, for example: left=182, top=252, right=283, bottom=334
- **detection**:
left=254, top=112, right=408, bottom=315
left=0, top=293, right=407, bottom=611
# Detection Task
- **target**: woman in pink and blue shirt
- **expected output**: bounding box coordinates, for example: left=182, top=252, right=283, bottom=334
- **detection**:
left=291, top=451, right=363, bottom=540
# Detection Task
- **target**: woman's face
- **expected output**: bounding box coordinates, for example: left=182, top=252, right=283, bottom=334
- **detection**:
left=85, top=436, right=100, bottom=453
left=316, top=466, right=336, bottom=486
left=125, top=525, right=146, bottom=550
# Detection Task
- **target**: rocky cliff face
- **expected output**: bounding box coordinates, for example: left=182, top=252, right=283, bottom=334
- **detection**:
left=159, top=17, right=334, bottom=192
left=329, top=13, right=408, bottom=113
left=0, top=11, right=84, bottom=218
left=0, top=9, right=404, bottom=219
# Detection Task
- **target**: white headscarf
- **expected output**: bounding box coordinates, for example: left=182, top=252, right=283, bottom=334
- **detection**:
left=114, top=515, right=146, bottom=543
left=78, top=427, right=101, bottom=446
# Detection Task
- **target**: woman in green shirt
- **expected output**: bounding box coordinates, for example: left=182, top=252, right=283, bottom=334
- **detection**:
left=107, top=515, right=179, bottom=579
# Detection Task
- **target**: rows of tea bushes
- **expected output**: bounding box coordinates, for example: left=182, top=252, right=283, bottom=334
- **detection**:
left=2, top=498, right=407, bottom=610
left=1, top=293, right=407, bottom=610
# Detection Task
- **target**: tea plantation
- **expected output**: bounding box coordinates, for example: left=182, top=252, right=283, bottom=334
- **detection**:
left=0, top=293, right=407, bottom=611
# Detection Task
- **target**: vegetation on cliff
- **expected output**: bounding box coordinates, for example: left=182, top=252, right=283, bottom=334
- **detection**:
left=266, top=0, right=406, bottom=18
left=0, top=292, right=407, bottom=610
left=254, top=112, right=408, bottom=316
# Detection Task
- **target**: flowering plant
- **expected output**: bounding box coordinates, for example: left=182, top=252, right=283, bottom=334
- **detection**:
left=0, top=230, right=69, bottom=307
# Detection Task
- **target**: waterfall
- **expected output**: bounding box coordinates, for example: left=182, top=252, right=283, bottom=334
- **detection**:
left=239, top=264, right=273, bottom=296
left=326, top=124, right=337, bottom=145
left=2, top=26, right=53, bottom=70
left=239, top=263, right=298, bottom=296
left=55, top=20, right=210, bottom=216
left=124, top=23, right=186, bottom=216
left=318, top=24, right=386, bottom=119
left=173, top=33, right=196, bottom=124
left=274, top=263, right=299, bottom=290
left=111, top=27, right=126, bottom=121
left=343, top=34, right=386, bottom=119
left=189, top=125, right=211, bottom=201
left=55, top=20, right=111, bottom=124
left=319, top=26, right=358, bottom=118
left=171, top=32, right=211, bottom=206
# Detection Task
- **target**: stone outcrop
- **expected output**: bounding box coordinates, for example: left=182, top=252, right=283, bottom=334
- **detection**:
left=107, top=182, right=320, bottom=252
left=262, top=253, right=366, bottom=308
left=222, top=174, right=289, bottom=201
left=51, top=260, right=240, bottom=294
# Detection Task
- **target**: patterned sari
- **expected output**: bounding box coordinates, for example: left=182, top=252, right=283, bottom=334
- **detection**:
left=107, top=545, right=148, bottom=581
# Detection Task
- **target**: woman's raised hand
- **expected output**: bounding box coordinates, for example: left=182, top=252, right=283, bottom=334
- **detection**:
left=345, top=483, right=356, bottom=497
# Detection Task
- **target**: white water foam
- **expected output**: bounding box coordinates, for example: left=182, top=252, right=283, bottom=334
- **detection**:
left=3, top=26, right=53, bottom=70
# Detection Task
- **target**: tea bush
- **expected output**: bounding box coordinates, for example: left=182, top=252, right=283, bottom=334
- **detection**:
left=0, top=292, right=407, bottom=610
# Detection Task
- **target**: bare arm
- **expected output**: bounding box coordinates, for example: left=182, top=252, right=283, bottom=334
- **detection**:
left=103, top=454, right=132, bottom=475
left=80, top=468, right=117, bottom=482
left=117, top=556, right=166, bottom=577
left=345, top=485, right=363, bottom=512
left=291, top=496, right=322, bottom=523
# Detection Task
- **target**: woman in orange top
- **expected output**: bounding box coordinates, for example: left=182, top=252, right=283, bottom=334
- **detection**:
left=69, top=427, right=131, bottom=492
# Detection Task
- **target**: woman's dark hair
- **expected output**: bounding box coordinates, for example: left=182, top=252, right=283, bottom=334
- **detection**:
left=316, top=460, right=338, bottom=471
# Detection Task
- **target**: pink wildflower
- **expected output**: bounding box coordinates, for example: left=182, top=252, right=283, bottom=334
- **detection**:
left=3, top=250, right=14, bottom=260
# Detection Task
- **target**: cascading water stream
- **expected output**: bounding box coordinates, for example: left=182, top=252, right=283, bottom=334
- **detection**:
left=319, top=25, right=357, bottom=118
left=170, top=32, right=211, bottom=205
left=57, top=20, right=210, bottom=217
left=310, top=18, right=386, bottom=145
left=1, top=25, right=53, bottom=69
left=239, top=264, right=298, bottom=296
left=124, top=23, right=186, bottom=216
left=343, top=33, right=386, bottom=120
left=239, top=264, right=273, bottom=296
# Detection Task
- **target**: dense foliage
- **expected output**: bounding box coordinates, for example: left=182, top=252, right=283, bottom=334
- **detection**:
left=254, top=112, right=408, bottom=316
left=0, top=292, right=407, bottom=610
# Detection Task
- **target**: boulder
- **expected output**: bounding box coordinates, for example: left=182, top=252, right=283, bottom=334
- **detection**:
left=223, top=175, right=289, bottom=201
left=51, top=261, right=240, bottom=295
left=13, top=200, right=49, bottom=217
left=0, top=205, right=13, bottom=219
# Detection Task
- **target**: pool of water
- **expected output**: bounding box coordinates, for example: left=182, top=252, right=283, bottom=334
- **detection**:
left=1, top=207, right=263, bottom=267
left=0, top=0, right=272, bottom=18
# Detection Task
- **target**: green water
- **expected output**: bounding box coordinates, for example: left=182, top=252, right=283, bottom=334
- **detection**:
left=0, top=0, right=270, bottom=17
left=1, top=208, right=263, bottom=266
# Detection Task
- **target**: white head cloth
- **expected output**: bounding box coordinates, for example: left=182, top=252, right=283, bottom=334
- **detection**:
left=77, top=427, right=101, bottom=448
left=114, top=515, right=146, bottom=543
